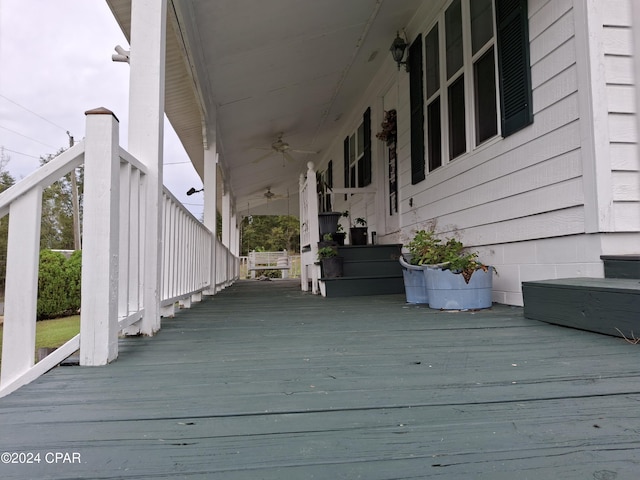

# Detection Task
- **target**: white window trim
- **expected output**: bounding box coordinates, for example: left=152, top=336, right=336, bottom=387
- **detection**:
left=425, top=0, right=502, bottom=173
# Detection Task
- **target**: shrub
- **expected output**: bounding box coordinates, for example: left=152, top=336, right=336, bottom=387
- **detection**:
left=37, top=250, right=81, bottom=320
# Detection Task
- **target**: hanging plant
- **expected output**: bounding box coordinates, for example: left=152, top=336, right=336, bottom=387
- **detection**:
left=376, top=109, right=397, bottom=145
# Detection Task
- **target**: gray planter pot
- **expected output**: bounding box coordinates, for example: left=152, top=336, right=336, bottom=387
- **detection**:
left=321, top=256, right=344, bottom=278
left=318, top=212, right=342, bottom=236
left=399, top=256, right=429, bottom=304
left=425, top=267, right=494, bottom=310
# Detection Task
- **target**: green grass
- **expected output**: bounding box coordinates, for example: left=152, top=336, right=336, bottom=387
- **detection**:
left=0, top=315, right=80, bottom=362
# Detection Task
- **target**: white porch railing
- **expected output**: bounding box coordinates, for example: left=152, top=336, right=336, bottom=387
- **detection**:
left=159, top=188, right=212, bottom=316
left=299, top=162, right=320, bottom=294
left=0, top=109, right=238, bottom=398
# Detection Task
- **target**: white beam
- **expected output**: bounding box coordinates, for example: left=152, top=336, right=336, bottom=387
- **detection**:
left=127, top=0, right=167, bottom=334
left=203, top=146, right=217, bottom=294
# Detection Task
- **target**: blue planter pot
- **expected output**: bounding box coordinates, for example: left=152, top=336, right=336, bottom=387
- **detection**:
left=425, top=267, right=494, bottom=310
left=399, top=256, right=428, bottom=304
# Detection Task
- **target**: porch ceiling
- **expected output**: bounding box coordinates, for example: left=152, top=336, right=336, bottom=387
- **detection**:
left=105, top=0, right=425, bottom=217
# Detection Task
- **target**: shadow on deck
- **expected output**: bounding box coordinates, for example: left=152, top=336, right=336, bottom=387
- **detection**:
left=1, top=279, right=639, bottom=479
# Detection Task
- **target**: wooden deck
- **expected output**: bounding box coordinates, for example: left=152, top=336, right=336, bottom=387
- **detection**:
left=1, top=279, right=639, bottom=479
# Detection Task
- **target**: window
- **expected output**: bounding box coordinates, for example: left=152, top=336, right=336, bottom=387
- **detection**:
left=414, top=0, right=532, bottom=177
left=344, top=108, right=372, bottom=190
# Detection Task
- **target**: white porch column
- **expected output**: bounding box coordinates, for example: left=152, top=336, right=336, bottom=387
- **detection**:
left=222, top=188, right=231, bottom=248
left=127, top=0, right=167, bottom=334
left=203, top=147, right=217, bottom=295
left=231, top=208, right=238, bottom=256
left=80, top=109, right=121, bottom=365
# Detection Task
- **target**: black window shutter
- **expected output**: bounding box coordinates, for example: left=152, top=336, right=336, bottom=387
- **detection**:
left=326, top=160, right=333, bottom=211
left=343, top=136, right=349, bottom=200
left=495, top=0, right=533, bottom=137
left=409, top=34, right=425, bottom=184
left=362, top=107, right=372, bottom=186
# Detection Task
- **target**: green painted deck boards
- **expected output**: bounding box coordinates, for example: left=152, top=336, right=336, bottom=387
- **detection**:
left=1, top=279, right=640, bottom=479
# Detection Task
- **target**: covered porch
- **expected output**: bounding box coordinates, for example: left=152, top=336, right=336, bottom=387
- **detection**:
left=1, top=280, right=639, bottom=478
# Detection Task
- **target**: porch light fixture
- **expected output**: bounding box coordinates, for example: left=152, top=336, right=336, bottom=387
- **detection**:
left=186, top=187, right=203, bottom=196
left=390, top=31, right=409, bottom=72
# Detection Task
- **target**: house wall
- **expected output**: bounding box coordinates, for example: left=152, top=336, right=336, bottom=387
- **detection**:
left=316, top=0, right=639, bottom=306
left=601, top=0, right=640, bottom=231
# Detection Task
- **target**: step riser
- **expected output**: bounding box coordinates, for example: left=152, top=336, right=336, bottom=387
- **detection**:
left=601, top=255, right=640, bottom=280
left=322, top=277, right=405, bottom=297
left=343, top=260, right=402, bottom=277
left=337, top=245, right=402, bottom=262
left=523, top=278, right=640, bottom=338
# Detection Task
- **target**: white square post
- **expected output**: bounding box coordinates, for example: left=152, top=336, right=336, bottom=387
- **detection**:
left=80, top=108, right=121, bottom=365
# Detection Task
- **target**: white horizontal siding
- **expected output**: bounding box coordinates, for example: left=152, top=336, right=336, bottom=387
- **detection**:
left=601, top=0, right=633, bottom=27
left=602, top=0, right=639, bottom=233
left=612, top=171, right=640, bottom=201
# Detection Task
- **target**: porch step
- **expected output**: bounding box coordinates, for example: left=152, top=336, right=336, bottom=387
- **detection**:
left=601, top=255, right=640, bottom=279
left=522, top=277, right=640, bottom=338
left=321, top=275, right=405, bottom=297
left=320, top=244, right=404, bottom=297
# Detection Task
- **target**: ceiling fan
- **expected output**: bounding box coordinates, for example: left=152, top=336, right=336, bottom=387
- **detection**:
left=262, top=186, right=285, bottom=201
left=252, top=133, right=318, bottom=164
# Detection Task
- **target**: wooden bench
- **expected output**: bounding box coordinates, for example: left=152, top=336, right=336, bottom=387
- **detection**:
left=248, top=251, right=290, bottom=278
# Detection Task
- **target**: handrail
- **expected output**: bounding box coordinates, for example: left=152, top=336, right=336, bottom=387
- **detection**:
left=0, top=109, right=238, bottom=398
left=0, top=142, right=86, bottom=397
left=160, top=187, right=213, bottom=309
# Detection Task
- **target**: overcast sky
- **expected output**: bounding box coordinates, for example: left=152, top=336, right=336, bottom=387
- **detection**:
left=0, top=0, right=204, bottom=219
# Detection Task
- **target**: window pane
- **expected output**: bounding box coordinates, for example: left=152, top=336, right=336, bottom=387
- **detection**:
left=448, top=75, right=466, bottom=159
left=470, top=0, right=494, bottom=55
left=427, top=98, right=442, bottom=171
left=445, top=0, right=463, bottom=79
left=474, top=47, right=498, bottom=144
left=425, top=25, right=440, bottom=98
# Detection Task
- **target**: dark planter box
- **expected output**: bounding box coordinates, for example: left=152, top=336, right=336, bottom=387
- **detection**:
left=350, top=227, right=368, bottom=245
left=321, top=256, right=344, bottom=278
left=318, top=212, right=342, bottom=236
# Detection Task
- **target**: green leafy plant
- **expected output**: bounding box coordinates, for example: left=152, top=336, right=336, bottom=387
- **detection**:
left=37, top=249, right=82, bottom=320
left=353, top=217, right=367, bottom=227
left=405, top=230, right=490, bottom=280
left=317, top=246, right=339, bottom=260
left=406, top=229, right=445, bottom=265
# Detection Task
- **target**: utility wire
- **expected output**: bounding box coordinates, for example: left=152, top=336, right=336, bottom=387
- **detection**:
left=0, top=147, right=41, bottom=159
left=0, top=123, right=58, bottom=149
left=0, top=93, right=69, bottom=133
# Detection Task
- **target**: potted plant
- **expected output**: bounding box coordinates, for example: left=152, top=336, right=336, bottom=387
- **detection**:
left=317, top=172, right=343, bottom=236
left=400, top=229, right=447, bottom=304
left=424, top=238, right=494, bottom=310
left=350, top=217, right=368, bottom=245
left=332, top=223, right=347, bottom=246
left=317, top=245, right=343, bottom=278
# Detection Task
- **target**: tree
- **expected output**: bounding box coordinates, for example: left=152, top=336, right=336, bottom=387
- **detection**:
left=240, top=215, right=300, bottom=255
left=0, top=148, right=16, bottom=295
left=39, top=150, right=83, bottom=250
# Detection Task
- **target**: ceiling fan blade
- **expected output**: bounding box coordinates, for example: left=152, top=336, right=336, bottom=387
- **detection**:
left=283, top=151, right=297, bottom=163
left=252, top=151, right=276, bottom=163
left=290, top=148, right=318, bottom=154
